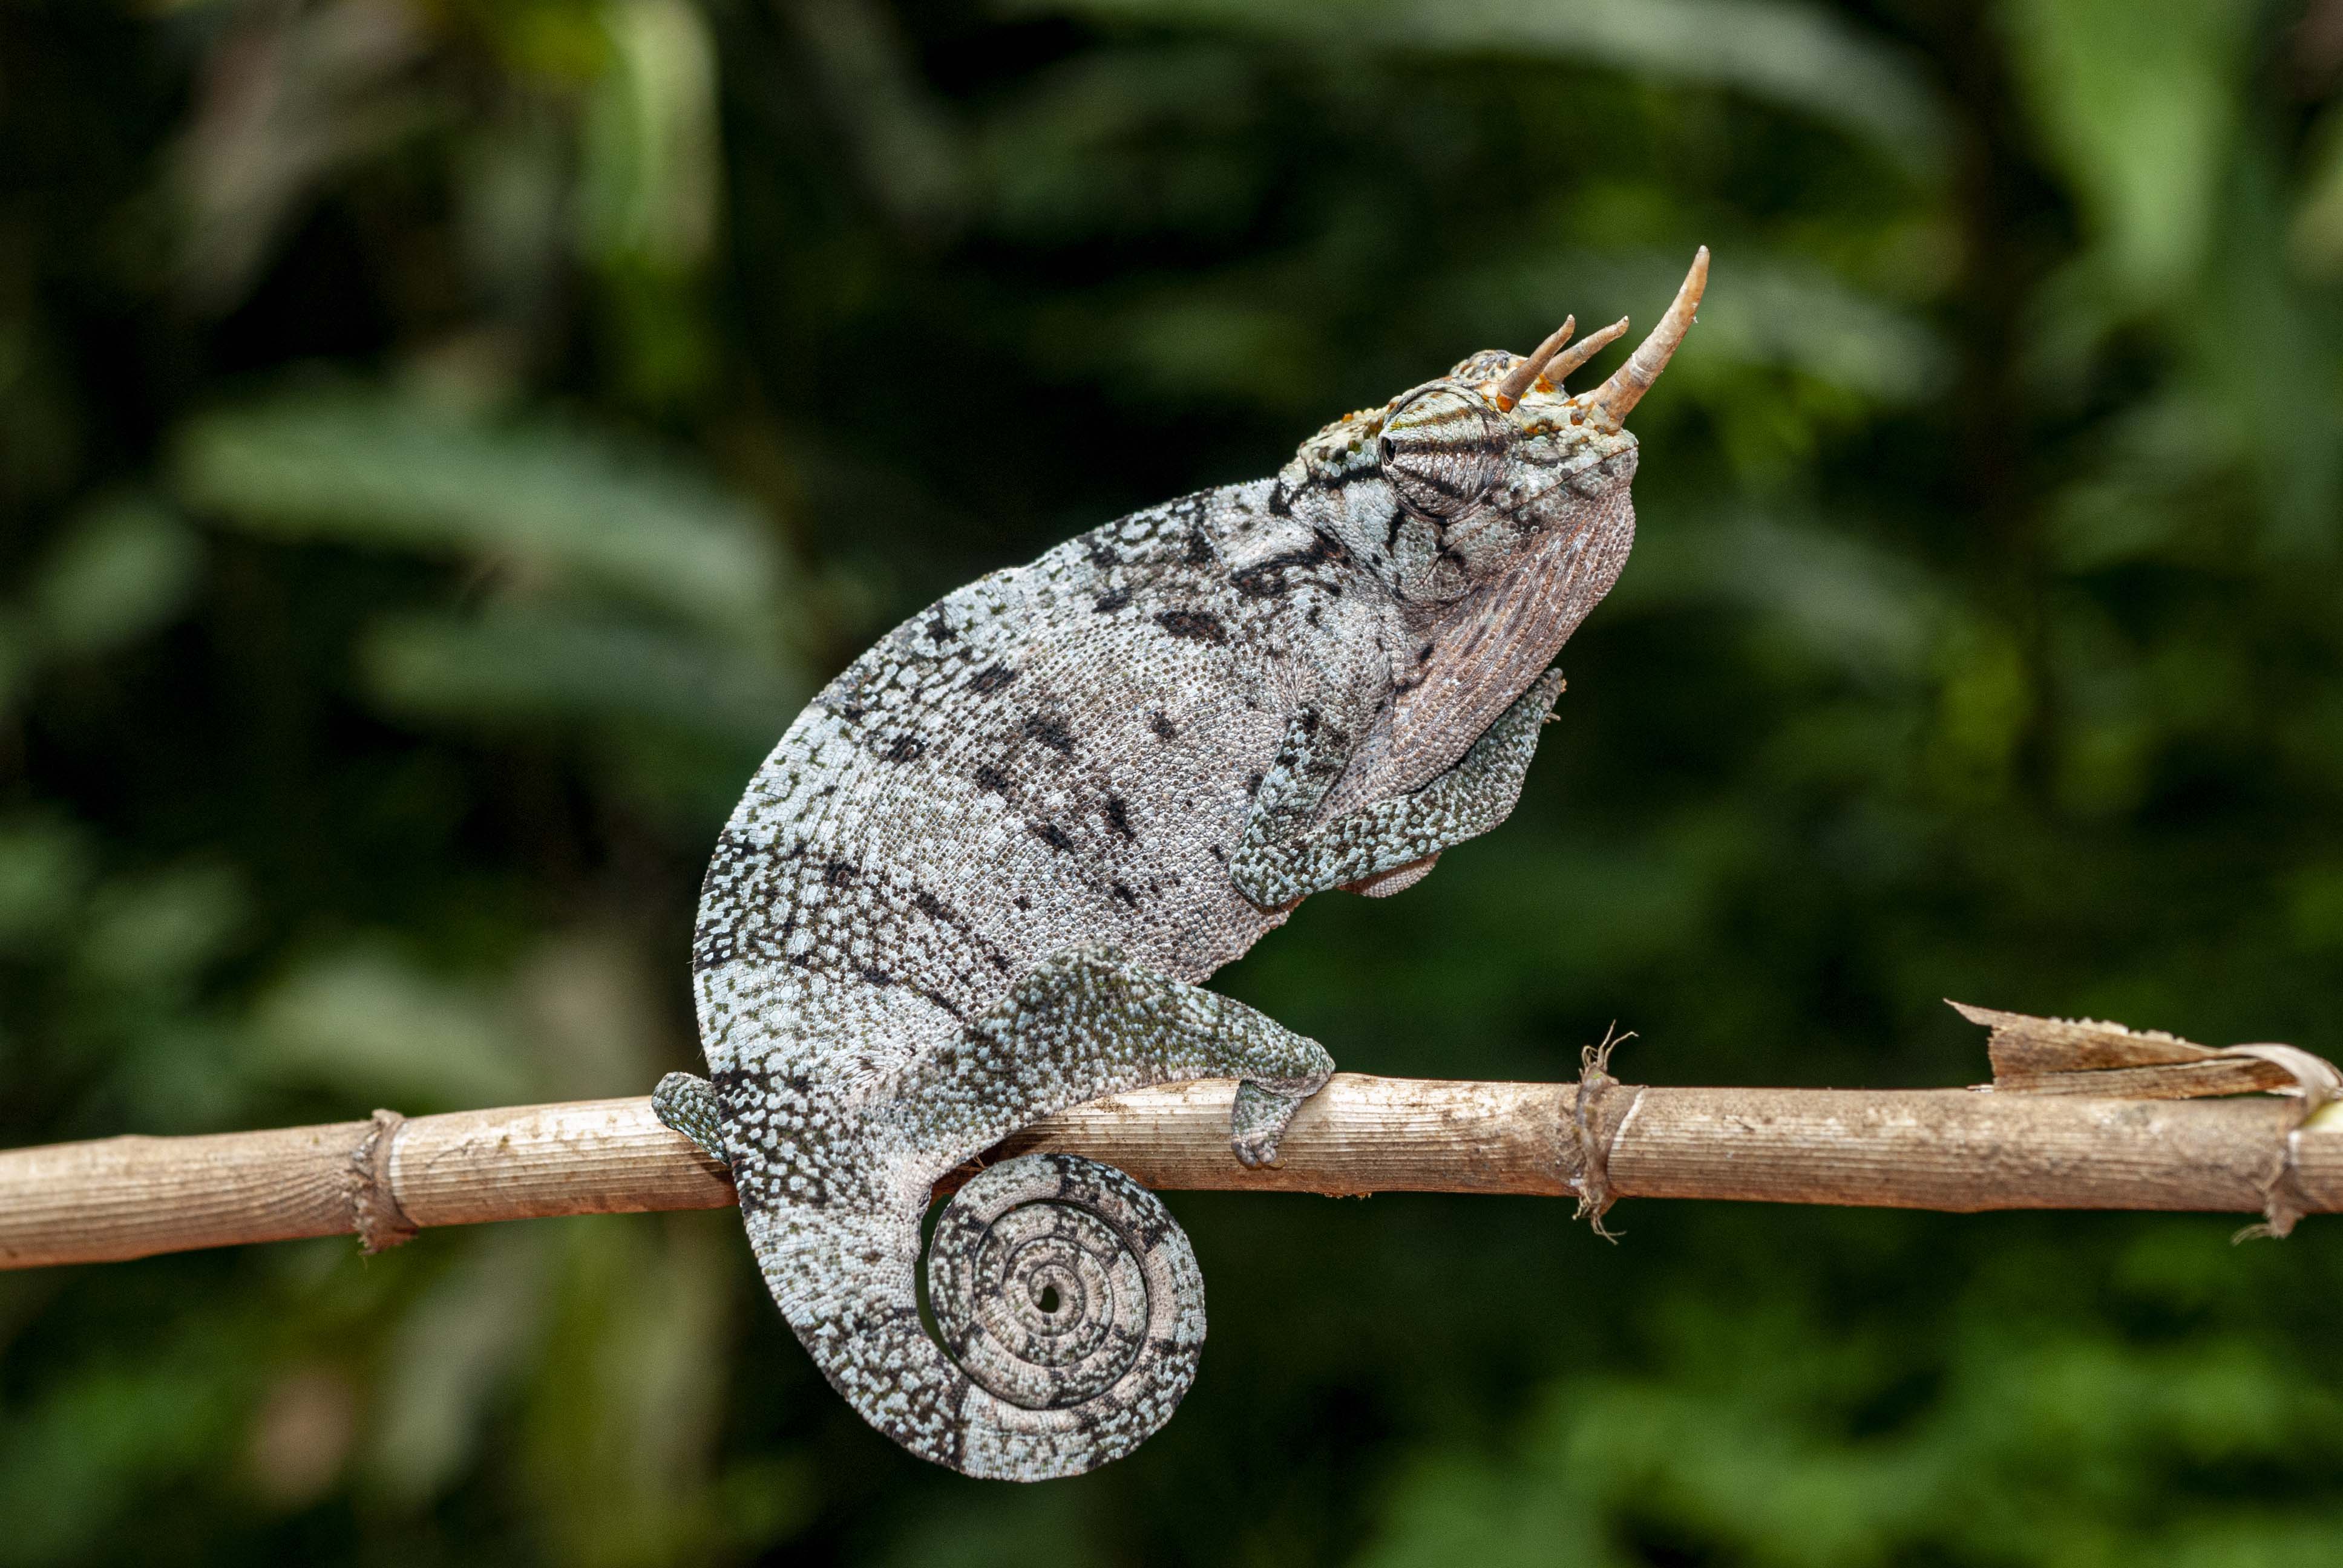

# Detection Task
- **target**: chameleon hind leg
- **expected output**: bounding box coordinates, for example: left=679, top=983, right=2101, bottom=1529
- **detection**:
left=678, top=949, right=1333, bottom=1480
left=883, top=944, right=1335, bottom=1170
left=1230, top=667, right=1564, bottom=908
left=656, top=946, right=1337, bottom=1171
left=862, top=944, right=1331, bottom=1476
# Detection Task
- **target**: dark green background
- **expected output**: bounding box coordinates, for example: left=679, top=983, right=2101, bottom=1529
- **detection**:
left=5, top=0, right=2343, bottom=1561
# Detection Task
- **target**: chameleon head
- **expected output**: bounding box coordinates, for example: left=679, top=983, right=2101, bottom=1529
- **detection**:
left=1282, top=247, right=1709, bottom=788
left=1289, top=246, right=1707, bottom=608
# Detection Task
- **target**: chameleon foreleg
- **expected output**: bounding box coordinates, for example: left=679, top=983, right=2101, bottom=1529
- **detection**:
left=1230, top=667, right=1564, bottom=907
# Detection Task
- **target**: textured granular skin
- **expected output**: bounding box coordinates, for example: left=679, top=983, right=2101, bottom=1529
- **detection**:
left=665, top=345, right=1648, bottom=1480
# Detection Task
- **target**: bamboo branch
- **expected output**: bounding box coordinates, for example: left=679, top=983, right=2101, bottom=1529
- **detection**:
left=5, top=1070, right=2339, bottom=1271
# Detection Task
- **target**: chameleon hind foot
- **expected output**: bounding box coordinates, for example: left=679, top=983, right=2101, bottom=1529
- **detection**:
left=899, top=944, right=1334, bottom=1171
left=1229, top=1079, right=1311, bottom=1168
left=653, top=1071, right=730, bottom=1167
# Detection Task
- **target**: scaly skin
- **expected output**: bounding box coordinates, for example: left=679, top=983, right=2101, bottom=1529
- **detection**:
left=657, top=296, right=1688, bottom=1477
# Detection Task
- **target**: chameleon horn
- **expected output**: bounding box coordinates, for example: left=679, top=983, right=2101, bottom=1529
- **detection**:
left=1489, top=316, right=1575, bottom=410
left=1540, top=315, right=1630, bottom=388
left=1579, top=246, right=1708, bottom=432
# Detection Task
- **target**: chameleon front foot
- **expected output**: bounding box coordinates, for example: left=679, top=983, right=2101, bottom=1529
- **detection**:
left=1230, top=668, right=1566, bottom=908
left=652, top=1071, right=730, bottom=1168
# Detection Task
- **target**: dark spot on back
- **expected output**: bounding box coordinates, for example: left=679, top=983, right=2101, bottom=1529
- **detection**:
left=969, top=664, right=1017, bottom=694
left=1110, top=881, right=1139, bottom=907
left=1151, top=713, right=1178, bottom=740
left=859, top=964, right=894, bottom=987
left=1103, top=794, right=1134, bottom=840
left=1156, top=609, right=1228, bottom=645
left=1031, top=820, right=1075, bottom=852
left=883, top=734, right=924, bottom=763
left=1093, top=584, right=1131, bottom=613
left=822, top=860, right=859, bottom=888
left=972, top=763, right=1011, bottom=794
left=1023, top=713, right=1077, bottom=756
left=1183, top=529, right=1214, bottom=565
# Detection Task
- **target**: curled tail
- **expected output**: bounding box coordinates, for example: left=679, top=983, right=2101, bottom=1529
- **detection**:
left=677, top=944, right=1328, bottom=1477
left=742, top=1150, right=1204, bottom=1481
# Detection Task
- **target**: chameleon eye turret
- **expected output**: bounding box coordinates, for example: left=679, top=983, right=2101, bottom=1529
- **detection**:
left=1379, top=386, right=1508, bottom=519
left=659, top=248, right=1711, bottom=1480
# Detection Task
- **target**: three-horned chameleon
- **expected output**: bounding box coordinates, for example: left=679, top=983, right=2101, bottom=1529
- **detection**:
left=654, top=250, right=1709, bottom=1480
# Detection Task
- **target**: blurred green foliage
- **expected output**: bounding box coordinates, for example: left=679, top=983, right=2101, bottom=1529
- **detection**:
left=4, top=0, right=2342, bottom=1562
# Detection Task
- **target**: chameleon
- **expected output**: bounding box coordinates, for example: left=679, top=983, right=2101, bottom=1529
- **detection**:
left=654, top=249, right=1709, bottom=1480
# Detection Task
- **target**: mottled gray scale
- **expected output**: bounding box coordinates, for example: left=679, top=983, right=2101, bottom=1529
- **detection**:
left=660, top=286, right=1699, bottom=1479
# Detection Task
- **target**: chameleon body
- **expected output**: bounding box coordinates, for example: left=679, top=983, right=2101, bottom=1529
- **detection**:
left=657, top=251, right=1709, bottom=1480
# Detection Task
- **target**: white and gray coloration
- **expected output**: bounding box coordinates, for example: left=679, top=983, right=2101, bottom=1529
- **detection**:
left=655, top=250, right=1711, bottom=1480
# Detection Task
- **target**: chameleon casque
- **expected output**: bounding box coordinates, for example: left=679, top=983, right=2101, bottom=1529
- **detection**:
left=654, top=250, right=1709, bottom=1480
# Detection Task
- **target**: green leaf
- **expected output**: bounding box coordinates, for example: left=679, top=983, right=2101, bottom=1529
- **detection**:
left=173, top=385, right=788, bottom=636
left=24, top=497, right=203, bottom=658
left=72, top=862, right=247, bottom=990
left=358, top=601, right=803, bottom=750
left=2002, top=0, right=2256, bottom=304
left=1014, top=0, right=1951, bottom=176
left=246, top=944, right=535, bottom=1111
left=0, top=815, right=93, bottom=957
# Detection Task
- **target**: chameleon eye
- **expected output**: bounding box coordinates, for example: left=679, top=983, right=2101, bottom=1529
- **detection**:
left=1378, top=386, right=1506, bottom=521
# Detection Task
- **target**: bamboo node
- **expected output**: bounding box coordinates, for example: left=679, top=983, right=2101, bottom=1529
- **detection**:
left=1571, top=1028, right=1640, bottom=1240
left=350, top=1109, right=419, bottom=1254
left=2227, top=1045, right=2342, bottom=1241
